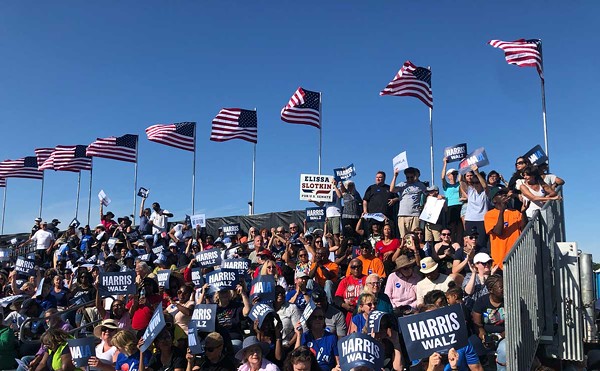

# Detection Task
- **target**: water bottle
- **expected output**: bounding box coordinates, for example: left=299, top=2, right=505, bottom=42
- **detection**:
left=140, top=287, right=146, bottom=298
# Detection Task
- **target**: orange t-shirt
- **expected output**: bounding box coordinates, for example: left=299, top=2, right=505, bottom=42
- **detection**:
left=484, top=209, right=523, bottom=269
left=309, top=261, right=340, bottom=287
left=345, top=255, right=386, bottom=278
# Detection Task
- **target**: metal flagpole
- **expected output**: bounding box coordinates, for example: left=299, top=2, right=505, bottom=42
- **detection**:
left=133, top=136, right=139, bottom=224
left=1, top=182, right=6, bottom=235
left=251, top=143, right=256, bottom=215
left=75, top=171, right=82, bottom=220
left=191, top=123, right=197, bottom=214
left=87, top=161, right=93, bottom=226
left=428, top=66, right=435, bottom=186
left=39, top=173, right=45, bottom=218
left=538, top=40, right=549, bottom=161
left=318, top=92, right=322, bottom=175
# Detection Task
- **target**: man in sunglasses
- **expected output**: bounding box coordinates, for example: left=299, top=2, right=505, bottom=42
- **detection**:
left=452, top=227, right=488, bottom=277
left=335, top=258, right=366, bottom=327
left=345, top=241, right=386, bottom=278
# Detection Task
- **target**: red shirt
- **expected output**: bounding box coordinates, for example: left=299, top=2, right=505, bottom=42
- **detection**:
left=126, top=294, right=163, bottom=331
left=375, top=239, right=401, bottom=260
left=335, top=275, right=366, bottom=327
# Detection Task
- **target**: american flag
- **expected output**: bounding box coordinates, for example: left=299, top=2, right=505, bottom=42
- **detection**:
left=0, top=157, right=44, bottom=180
left=52, top=145, right=93, bottom=172
left=0, top=178, right=5, bottom=187
left=86, top=134, right=138, bottom=163
left=488, top=39, right=544, bottom=79
left=34, top=148, right=55, bottom=171
left=281, top=87, right=321, bottom=129
left=210, top=109, right=258, bottom=144
left=146, top=122, right=196, bottom=152
left=380, top=61, right=433, bottom=108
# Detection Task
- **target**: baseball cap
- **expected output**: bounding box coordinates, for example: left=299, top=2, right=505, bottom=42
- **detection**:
left=446, top=168, right=458, bottom=176
left=426, top=185, right=439, bottom=192
left=473, top=252, right=492, bottom=264
left=295, top=271, right=309, bottom=279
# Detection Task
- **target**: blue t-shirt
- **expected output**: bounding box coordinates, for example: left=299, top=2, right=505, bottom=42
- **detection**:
left=443, top=182, right=461, bottom=207
left=443, top=343, right=480, bottom=371
left=116, top=351, right=151, bottom=371
left=286, top=289, right=312, bottom=312
left=351, top=314, right=367, bottom=333
left=301, top=331, right=338, bottom=371
left=79, top=235, right=92, bottom=253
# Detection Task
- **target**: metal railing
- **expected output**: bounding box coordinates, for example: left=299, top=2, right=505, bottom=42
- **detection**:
left=503, top=190, right=565, bottom=371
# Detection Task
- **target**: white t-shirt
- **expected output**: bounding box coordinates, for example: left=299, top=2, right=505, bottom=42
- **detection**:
left=150, top=210, right=168, bottom=234
left=172, top=224, right=192, bottom=241
left=32, top=229, right=54, bottom=250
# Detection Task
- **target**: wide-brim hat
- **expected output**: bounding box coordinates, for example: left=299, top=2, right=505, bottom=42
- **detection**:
left=394, top=255, right=415, bottom=271
left=93, top=319, right=120, bottom=338
left=235, top=336, right=270, bottom=361
left=419, top=257, right=438, bottom=274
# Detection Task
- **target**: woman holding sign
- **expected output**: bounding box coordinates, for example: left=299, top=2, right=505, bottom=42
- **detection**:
left=460, top=166, right=489, bottom=249
left=294, top=308, right=339, bottom=371
left=139, top=329, right=186, bottom=371
left=112, top=329, right=151, bottom=371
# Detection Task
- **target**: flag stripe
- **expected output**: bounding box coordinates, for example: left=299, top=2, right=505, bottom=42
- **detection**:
left=42, top=145, right=93, bottom=172
left=0, top=158, right=44, bottom=180
left=210, top=108, right=258, bottom=143
left=86, top=135, right=138, bottom=163
left=280, top=87, right=321, bottom=129
left=146, top=123, right=196, bottom=151
left=380, top=61, right=433, bottom=108
left=34, top=148, right=55, bottom=171
left=488, top=39, right=544, bottom=79
left=0, top=178, right=5, bottom=187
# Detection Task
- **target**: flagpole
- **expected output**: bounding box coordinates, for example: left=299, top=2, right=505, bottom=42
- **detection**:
left=318, top=92, right=322, bottom=175
left=133, top=136, right=139, bottom=224
left=192, top=124, right=197, bottom=214
left=538, top=40, right=549, bottom=162
left=429, top=107, right=434, bottom=185
left=39, top=173, right=45, bottom=218
left=75, top=171, right=81, bottom=220
left=1, top=182, right=6, bottom=235
left=87, top=161, right=93, bottom=226
left=251, top=143, right=256, bottom=215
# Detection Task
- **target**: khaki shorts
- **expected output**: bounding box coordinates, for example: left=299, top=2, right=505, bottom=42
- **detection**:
left=327, top=216, right=341, bottom=234
left=424, top=223, right=443, bottom=242
left=397, top=216, right=420, bottom=237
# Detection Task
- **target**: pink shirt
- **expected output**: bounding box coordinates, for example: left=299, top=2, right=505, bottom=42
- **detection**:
left=237, top=359, right=280, bottom=371
left=384, top=271, right=420, bottom=309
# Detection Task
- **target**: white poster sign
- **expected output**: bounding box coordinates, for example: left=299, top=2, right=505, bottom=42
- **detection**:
left=392, top=151, right=409, bottom=172
left=419, top=196, right=445, bottom=224
left=299, top=174, right=334, bottom=202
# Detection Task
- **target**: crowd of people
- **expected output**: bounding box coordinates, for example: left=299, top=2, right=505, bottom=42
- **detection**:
left=0, top=155, right=564, bottom=371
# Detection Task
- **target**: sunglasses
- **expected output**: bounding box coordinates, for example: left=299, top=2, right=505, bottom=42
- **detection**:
left=101, top=327, right=117, bottom=333
left=350, top=265, right=362, bottom=269
left=477, top=261, right=492, bottom=266
left=468, top=236, right=477, bottom=240
left=362, top=302, right=375, bottom=307
left=441, top=233, right=451, bottom=236
left=367, top=281, right=381, bottom=286
left=515, top=161, right=525, bottom=165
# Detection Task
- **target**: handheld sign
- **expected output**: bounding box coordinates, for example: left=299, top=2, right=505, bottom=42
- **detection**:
left=419, top=196, right=446, bottom=224
left=107, top=237, right=118, bottom=250
left=35, top=278, right=45, bottom=298
left=195, top=249, right=222, bottom=268
left=250, top=275, right=276, bottom=303
left=190, top=214, right=206, bottom=229
left=393, top=151, right=409, bottom=172
left=333, top=163, right=357, bottom=181
left=98, top=271, right=136, bottom=296
left=222, top=258, right=251, bottom=278
left=191, top=268, right=204, bottom=287
left=299, top=174, right=334, bottom=202
left=0, top=249, right=10, bottom=262
left=458, top=147, right=489, bottom=174
left=397, top=304, right=469, bottom=360
left=191, top=304, right=217, bottom=332
left=363, top=213, right=386, bottom=222
left=366, top=310, right=388, bottom=333
left=15, top=257, right=35, bottom=276
left=248, top=303, right=275, bottom=327
left=300, top=300, right=317, bottom=326
left=156, top=270, right=171, bottom=288
left=188, top=325, right=204, bottom=355
left=152, top=246, right=164, bottom=255
left=126, top=230, right=140, bottom=242
left=138, top=253, right=151, bottom=262
left=68, top=337, right=96, bottom=367
left=137, top=187, right=149, bottom=198
left=69, top=218, right=80, bottom=229
left=222, top=223, right=240, bottom=237
left=98, top=189, right=111, bottom=206
left=140, top=304, right=166, bottom=352
left=444, top=143, right=468, bottom=163
left=305, top=207, right=326, bottom=223
left=0, top=294, right=27, bottom=308
left=205, top=269, right=239, bottom=292
left=338, top=333, right=384, bottom=371
left=524, top=144, right=548, bottom=166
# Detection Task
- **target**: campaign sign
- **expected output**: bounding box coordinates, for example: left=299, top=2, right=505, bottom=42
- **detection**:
left=138, top=253, right=151, bottom=262
left=0, top=294, right=27, bottom=308
left=190, top=214, right=206, bottom=228
left=444, top=143, right=468, bottom=163
left=15, top=257, right=35, bottom=276
left=152, top=246, right=164, bottom=255
left=250, top=275, right=276, bottom=303
left=69, top=218, right=80, bottom=229
left=205, top=269, right=239, bottom=291
left=366, top=311, right=387, bottom=333
left=419, top=196, right=446, bottom=224
left=0, top=249, right=10, bottom=262
left=195, top=249, right=222, bottom=268
left=107, top=237, right=118, bottom=250
left=299, top=174, right=334, bottom=202
left=98, top=271, right=136, bottom=296
left=300, top=300, right=317, bottom=325
left=458, top=147, right=489, bottom=175
left=524, top=144, right=548, bottom=166
left=393, top=151, right=409, bottom=172
left=222, top=223, right=240, bottom=237
left=137, top=187, right=149, bottom=198
left=305, top=207, right=326, bottom=223
left=156, top=270, right=171, bottom=288
left=188, top=325, right=204, bottom=355
left=333, top=163, right=357, bottom=181
left=338, top=333, right=384, bottom=371
left=68, top=337, right=96, bottom=367
left=222, top=258, right=251, bottom=278
left=397, top=304, right=469, bottom=360
left=363, top=213, right=386, bottom=222
left=191, top=304, right=217, bottom=332
left=248, top=303, right=275, bottom=327
left=191, top=267, right=204, bottom=287
left=140, top=304, right=166, bottom=352
left=126, top=230, right=140, bottom=242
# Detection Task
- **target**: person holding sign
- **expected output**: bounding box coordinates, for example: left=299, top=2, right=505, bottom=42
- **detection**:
left=517, top=166, right=561, bottom=219
left=138, top=329, right=187, bottom=371
left=38, top=328, right=79, bottom=371
left=460, top=165, right=489, bottom=249
left=339, top=180, right=363, bottom=234
left=309, top=178, right=343, bottom=248
left=294, top=307, right=339, bottom=371
left=88, top=319, right=119, bottom=371
left=441, top=158, right=463, bottom=242
left=389, top=167, right=427, bottom=238
left=112, top=329, right=152, bottom=371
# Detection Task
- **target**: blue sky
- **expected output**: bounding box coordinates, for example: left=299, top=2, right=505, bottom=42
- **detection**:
left=0, top=2, right=597, bottom=256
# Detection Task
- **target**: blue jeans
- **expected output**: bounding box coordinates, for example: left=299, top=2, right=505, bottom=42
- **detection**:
left=17, top=355, right=35, bottom=371
left=496, top=339, right=506, bottom=371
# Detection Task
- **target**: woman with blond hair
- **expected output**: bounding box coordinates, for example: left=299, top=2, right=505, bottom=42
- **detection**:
left=38, top=328, right=78, bottom=371
left=259, top=259, right=287, bottom=290
left=112, top=329, right=151, bottom=371
left=348, top=293, right=377, bottom=334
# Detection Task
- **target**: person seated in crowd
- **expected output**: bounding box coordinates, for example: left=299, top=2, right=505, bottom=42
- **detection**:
left=452, top=227, right=488, bottom=277
left=308, top=290, right=346, bottom=338
left=308, top=247, right=338, bottom=304
left=236, top=336, right=280, bottom=371
left=274, top=285, right=300, bottom=350
left=87, top=319, right=119, bottom=371
left=384, top=255, right=420, bottom=312
left=282, top=346, right=320, bottom=371
left=286, top=271, right=312, bottom=312
left=186, top=331, right=237, bottom=371
left=416, top=257, right=454, bottom=307
left=472, top=274, right=505, bottom=368
left=346, top=241, right=385, bottom=278
left=462, top=253, right=496, bottom=310
left=366, top=312, right=404, bottom=371
left=334, top=258, right=366, bottom=328
left=348, top=293, right=376, bottom=334
left=361, top=273, right=392, bottom=313
left=139, top=328, right=187, bottom=371
left=374, top=223, right=400, bottom=276
left=37, top=328, right=78, bottom=371
left=112, top=329, right=152, bottom=371
left=295, top=307, right=339, bottom=371
left=432, top=228, right=459, bottom=277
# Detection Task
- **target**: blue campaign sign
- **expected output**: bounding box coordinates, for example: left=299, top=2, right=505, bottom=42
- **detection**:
left=366, top=310, right=388, bottom=333
left=222, top=223, right=240, bottom=237
left=191, top=267, right=204, bottom=288
left=98, top=271, right=136, bottom=296
left=248, top=303, right=275, bottom=327
left=250, top=275, right=276, bottom=303
left=68, top=337, right=96, bottom=367
left=188, top=324, right=204, bottom=355
left=444, top=143, right=468, bottom=163
left=140, top=304, right=166, bottom=352
left=458, top=147, right=489, bottom=174
left=156, top=269, right=171, bottom=288
left=195, top=249, right=222, bottom=268
left=305, top=207, right=326, bottom=223
left=524, top=144, right=548, bottom=166
left=338, top=333, right=384, bottom=371
left=222, top=258, right=251, bottom=278
left=333, top=163, right=357, bottom=181
left=300, top=300, right=317, bottom=325
left=15, top=257, right=35, bottom=276
left=205, top=269, right=239, bottom=292
left=191, top=303, right=217, bottom=332
left=397, top=304, right=469, bottom=361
